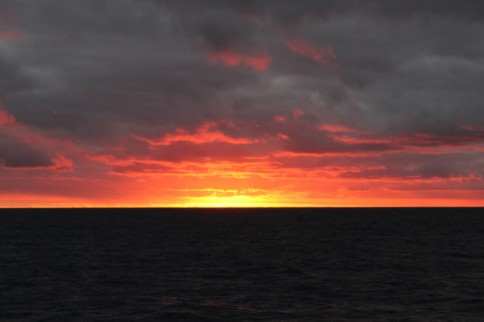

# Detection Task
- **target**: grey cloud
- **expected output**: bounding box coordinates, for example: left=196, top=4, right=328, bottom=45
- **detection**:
left=0, top=131, right=53, bottom=168
left=339, top=152, right=484, bottom=180
left=366, top=0, right=484, bottom=20
left=0, top=43, right=36, bottom=96
left=0, top=0, right=482, bottom=155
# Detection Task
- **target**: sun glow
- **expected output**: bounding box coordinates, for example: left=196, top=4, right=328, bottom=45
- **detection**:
left=178, top=194, right=278, bottom=208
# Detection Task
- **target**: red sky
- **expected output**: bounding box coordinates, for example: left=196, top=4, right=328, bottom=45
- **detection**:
left=1, top=1, right=484, bottom=207
left=2, top=106, right=483, bottom=207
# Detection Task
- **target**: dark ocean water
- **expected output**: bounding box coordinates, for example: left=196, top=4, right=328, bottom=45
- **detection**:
left=1, top=208, right=484, bottom=321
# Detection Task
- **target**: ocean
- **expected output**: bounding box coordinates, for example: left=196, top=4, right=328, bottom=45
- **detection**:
left=1, top=208, right=483, bottom=321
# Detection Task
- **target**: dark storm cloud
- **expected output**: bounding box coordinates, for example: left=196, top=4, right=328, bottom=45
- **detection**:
left=366, top=0, right=484, bottom=20
left=0, top=0, right=483, bottom=155
left=0, top=42, right=35, bottom=96
left=0, top=131, right=53, bottom=168
left=339, top=152, right=484, bottom=180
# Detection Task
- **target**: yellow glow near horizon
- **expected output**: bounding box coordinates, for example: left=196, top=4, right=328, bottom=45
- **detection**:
left=176, top=194, right=280, bottom=208
left=2, top=187, right=484, bottom=208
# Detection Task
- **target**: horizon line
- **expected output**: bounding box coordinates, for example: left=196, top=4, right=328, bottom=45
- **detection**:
left=1, top=206, right=483, bottom=209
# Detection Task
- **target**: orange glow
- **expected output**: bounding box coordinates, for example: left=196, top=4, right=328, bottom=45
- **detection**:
left=285, top=38, right=339, bottom=67
left=136, top=121, right=255, bottom=146
left=274, top=115, right=287, bottom=122
left=177, top=194, right=278, bottom=208
left=2, top=154, right=483, bottom=207
left=0, top=106, right=16, bottom=125
left=317, top=124, right=359, bottom=133
left=292, top=108, right=305, bottom=119
left=2, top=116, right=484, bottom=207
left=1, top=4, right=483, bottom=210
left=208, top=50, right=272, bottom=71
left=0, top=28, right=25, bottom=42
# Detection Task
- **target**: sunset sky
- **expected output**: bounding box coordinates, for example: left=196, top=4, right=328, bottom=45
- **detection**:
left=1, top=0, right=483, bottom=207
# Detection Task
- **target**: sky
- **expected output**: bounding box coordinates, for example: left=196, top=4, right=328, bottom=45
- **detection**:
left=1, top=0, right=484, bottom=207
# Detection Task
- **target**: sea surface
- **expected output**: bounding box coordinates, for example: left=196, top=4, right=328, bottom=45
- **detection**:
left=1, top=208, right=483, bottom=321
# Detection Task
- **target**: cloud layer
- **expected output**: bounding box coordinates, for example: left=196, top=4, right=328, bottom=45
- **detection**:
left=0, top=0, right=483, bottom=206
